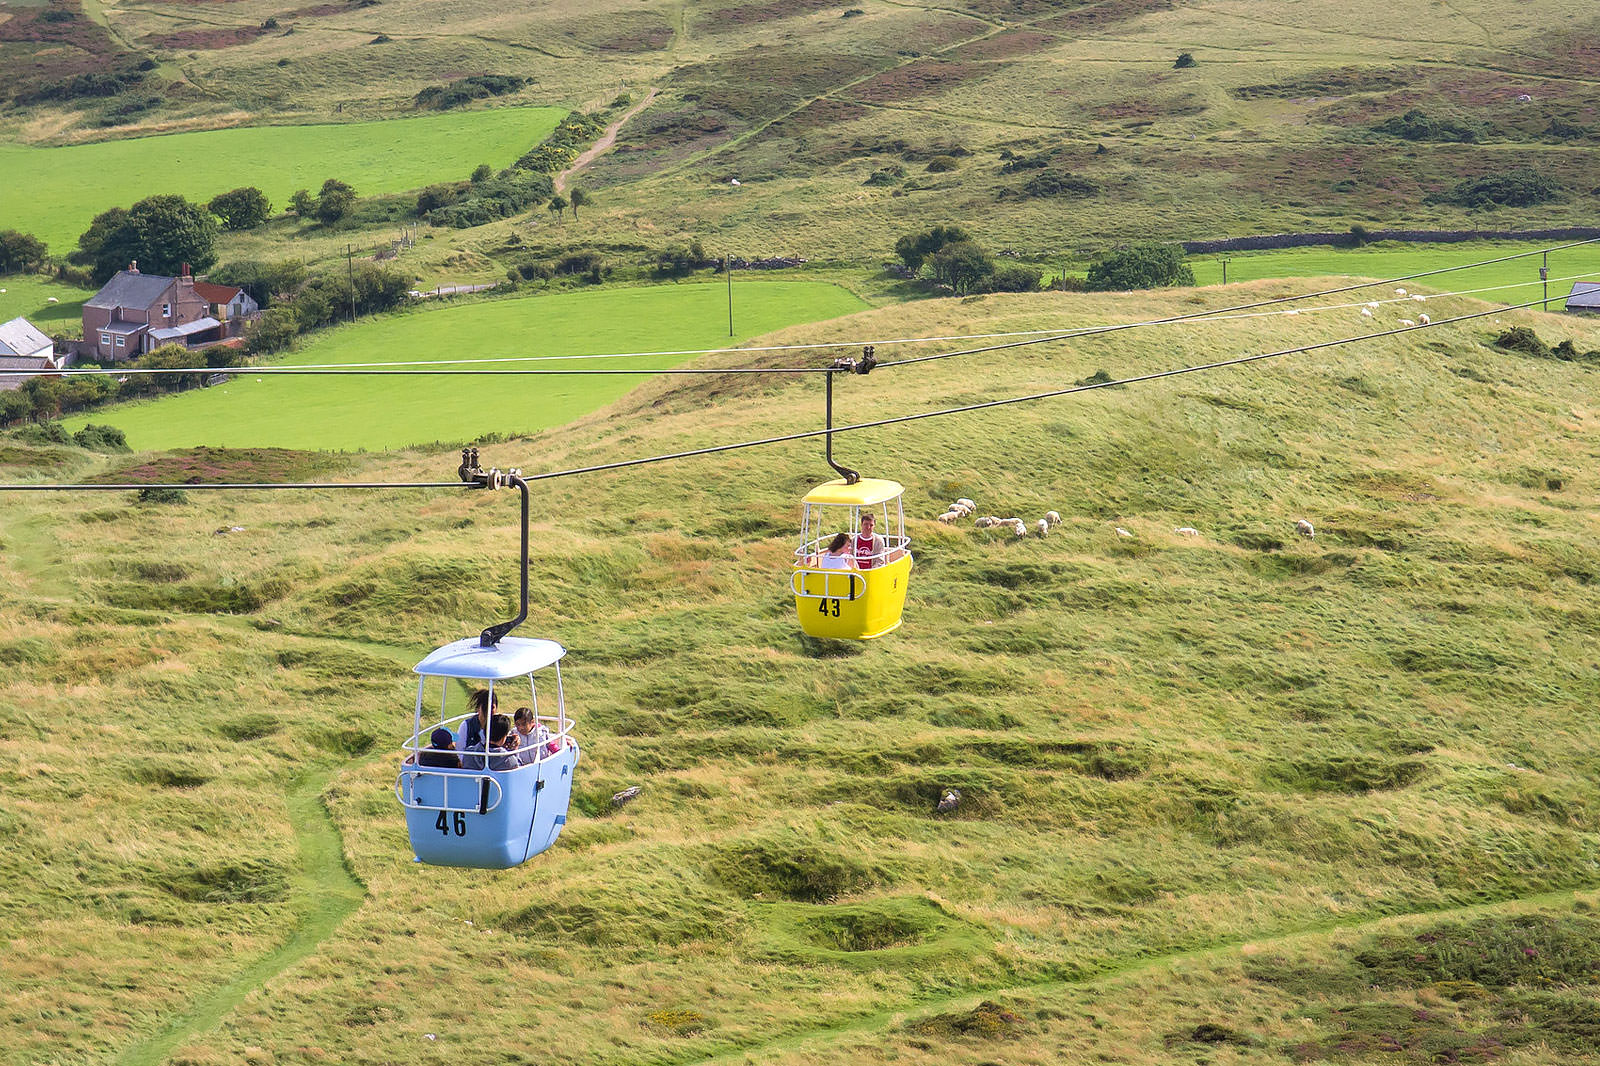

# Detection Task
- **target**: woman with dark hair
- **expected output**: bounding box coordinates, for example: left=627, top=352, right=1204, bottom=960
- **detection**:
left=459, top=689, right=497, bottom=770
left=819, top=531, right=855, bottom=570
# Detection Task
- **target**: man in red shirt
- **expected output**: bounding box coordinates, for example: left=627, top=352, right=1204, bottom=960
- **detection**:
left=854, top=512, right=886, bottom=569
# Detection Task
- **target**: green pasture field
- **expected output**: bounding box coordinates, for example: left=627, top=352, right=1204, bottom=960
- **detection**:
left=0, top=107, right=563, bottom=255
left=0, top=274, right=91, bottom=334
left=1187, top=240, right=1600, bottom=298
left=63, top=280, right=866, bottom=451
left=6, top=283, right=1600, bottom=1064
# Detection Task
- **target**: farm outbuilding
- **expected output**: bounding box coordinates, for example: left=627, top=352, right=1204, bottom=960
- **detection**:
left=0, top=316, right=61, bottom=391
left=1565, top=281, right=1600, bottom=314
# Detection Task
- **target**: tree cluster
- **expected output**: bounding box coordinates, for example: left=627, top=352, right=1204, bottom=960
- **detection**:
left=72, top=195, right=219, bottom=285
left=417, top=169, right=553, bottom=228
left=1085, top=243, right=1194, bottom=291
left=894, top=226, right=1041, bottom=295
left=207, top=187, right=272, bottom=231
left=0, top=342, right=237, bottom=427
left=288, top=178, right=358, bottom=225
left=0, top=230, right=49, bottom=274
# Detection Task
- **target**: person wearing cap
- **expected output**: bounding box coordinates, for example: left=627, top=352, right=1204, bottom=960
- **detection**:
left=417, top=727, right=460, bottom=769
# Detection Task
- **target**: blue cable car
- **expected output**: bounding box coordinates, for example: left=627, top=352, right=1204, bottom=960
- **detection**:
left=393, top=451, right=580, bottom=869
left=394, top=636, right=579, bottom=868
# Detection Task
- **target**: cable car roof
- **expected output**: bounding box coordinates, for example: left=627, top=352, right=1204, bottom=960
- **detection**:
left=801, top=477, right=905, bottom=507
left=414, top=636, right=567, bottom=680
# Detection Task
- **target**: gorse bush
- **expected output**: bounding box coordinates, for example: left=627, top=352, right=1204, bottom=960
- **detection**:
left=414, top=74, right=527, bottom=110
left=1439, top=167, right=1562, bottom=208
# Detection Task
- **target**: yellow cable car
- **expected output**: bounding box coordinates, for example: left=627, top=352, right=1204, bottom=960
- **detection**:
left=792, top=477, right=913, bottom=640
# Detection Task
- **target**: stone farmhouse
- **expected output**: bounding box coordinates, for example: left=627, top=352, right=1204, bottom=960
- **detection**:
left=81, top=263, right=259, bottom=362
left=0, top=316, right=62, bottom=391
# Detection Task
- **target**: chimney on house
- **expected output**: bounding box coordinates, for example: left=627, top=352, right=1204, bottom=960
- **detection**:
left=128, top=260, right=139, bottom=274
left=179, top=264, right=194, bottom=290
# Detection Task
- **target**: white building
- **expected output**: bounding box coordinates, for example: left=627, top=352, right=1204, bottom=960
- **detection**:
left=0, top=316, right=61, bottom=391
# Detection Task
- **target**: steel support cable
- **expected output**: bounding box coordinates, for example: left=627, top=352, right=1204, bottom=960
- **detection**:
left=25, top=239, right=1598, bottom=382
left=0, top=290, right=1565, bottom=494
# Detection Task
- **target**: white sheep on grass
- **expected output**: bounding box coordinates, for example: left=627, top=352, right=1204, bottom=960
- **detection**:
left=936, top=511, right=960, bottom=524
left=1035, top=519, right=1049, bottom=536
left=1295, top=518, right=1315, bottom=538
left=1044, top=510, right=1061, bottom=526
left=1418, top=313, right=1430, bottom=325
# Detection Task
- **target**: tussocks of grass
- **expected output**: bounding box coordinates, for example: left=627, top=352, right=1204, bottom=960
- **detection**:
left=3, top=286, right=1600, bottom=1064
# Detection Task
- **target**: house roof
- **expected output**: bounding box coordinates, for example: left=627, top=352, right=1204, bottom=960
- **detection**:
left=192, top=280, right=241, bottom=304
left=148, top=317, right=221, bottom=342
left=1566, top=281, right=1600, bottom=309
left=0, top=316, right=51, bottom=358
left=84, top=271, right=174, bottom=311
left=101, top=320, right=149, bottom=336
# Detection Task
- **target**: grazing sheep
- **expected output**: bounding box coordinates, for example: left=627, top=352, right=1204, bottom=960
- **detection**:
left=1399, top=319, right=1415, bottom=327
left=1412, top=294, right=1427, bottom=302
left=1395, top=288, right=1407, bottom=295
left=1365, top=301, right=1380, bottom=309
left=1360, top=308, right=1373, bottom=318
left=936, top=789, right=961, bottom=813
left=1115, top=527, right=1133, bottom=538
left=1035, top=518, right=1049, bottom=536
left=955, top=498, right=975, bottom=511
left=1418, top=313, right=1430, bottom=325
left=936, top=511, right=960, bottom=524
left=1295, top=518, right=1315, bottom=538
left=1044, top=510, right=1061, bottom=526
left=46, top=296, right=58, bottom=303
left=975, top=516, right=994, bottom=528
left=1013, top=522, right=1027, bottom=538
left=1174, top=526, right=1200, bottom=537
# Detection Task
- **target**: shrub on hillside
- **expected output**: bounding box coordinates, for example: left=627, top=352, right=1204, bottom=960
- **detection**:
left=893, top=224, right=970, bottom=276
left=414, top=74, right=528, bottom=110
left=513, top=112, right=606, bottom=173
left=977, top=264, right=1042, bottom=293
left=1372, top=108, right=1487, bottom=143
left=1015, top=170, right=1100, bottom=199
left=422, top=171, right=552, bottom=228
left=929, top=241, right=994, bottom=294
left=246, top=309, right=299, bottom=355
left=926, top=155, right=959, bottom=173
left=1437, top=167, right=1561, bottom=209
left=72, top=424, right=129, bottom=452
left=1085, top=243, right=1195, bottom=290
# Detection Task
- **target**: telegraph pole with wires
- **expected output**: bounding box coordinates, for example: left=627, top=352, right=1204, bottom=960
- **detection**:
left=726, top=254, right=734, bottom=337
left=347, top=244, right=357, bottom=323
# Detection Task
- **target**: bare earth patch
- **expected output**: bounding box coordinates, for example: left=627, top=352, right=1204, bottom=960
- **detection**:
left=140, top=25, right=265, bottom=49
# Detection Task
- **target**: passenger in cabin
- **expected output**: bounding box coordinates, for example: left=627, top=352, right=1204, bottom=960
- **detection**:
left=459, top=689, right=497, bottom=755
left=819, top=532, right=856, bottom=570
left=417, top=727, right=461, bottom=769
left=854, top=512, right=886, bottom=570
left=514, top=707, right=550, bottom=766
left=487, top=713, right=522, bottom=771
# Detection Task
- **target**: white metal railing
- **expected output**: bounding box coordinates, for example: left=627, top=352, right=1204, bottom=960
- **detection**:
left=398, top=712, right=577, bottom=769
left=790, top=568, right=864, bottom=601
left=793, top=534, right=910, bottom=572
left=394, top=768, right=506, bottom=814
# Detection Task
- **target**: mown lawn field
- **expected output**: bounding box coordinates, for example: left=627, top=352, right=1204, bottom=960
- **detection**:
left=63, top=280, right=867, bottom=451
left=1188, top=240, right=1600, bottom=300
left=0, top=107, right=563, bottom=255
left=0, top=273, right=92, bottom=334
left=5, top=282, right=1600, bottom=1065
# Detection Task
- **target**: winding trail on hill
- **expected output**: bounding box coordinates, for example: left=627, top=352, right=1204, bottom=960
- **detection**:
left=112, top=769, right=365, bottom=1066
left=673, top=881, right=1600, bottom=1066
left=554, top=88, right=660, bottom=195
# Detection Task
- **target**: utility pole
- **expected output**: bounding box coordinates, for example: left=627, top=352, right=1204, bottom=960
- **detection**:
left=726, top=255, right=734, bottom=337
left=347, top=244, right=357, bottom=323
left=1541, top=251, right=1549, bottom=311
left=1222, top=259, right=1228, bottom=286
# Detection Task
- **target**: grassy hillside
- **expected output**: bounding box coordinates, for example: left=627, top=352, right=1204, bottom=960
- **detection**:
left=4, top=0, right=1597, bottom=267
left=5, top=281, right=1600, bottom=1063
left=60, top=279, right=866, bottom=450
left=0, top=107, right=563, bottom=254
